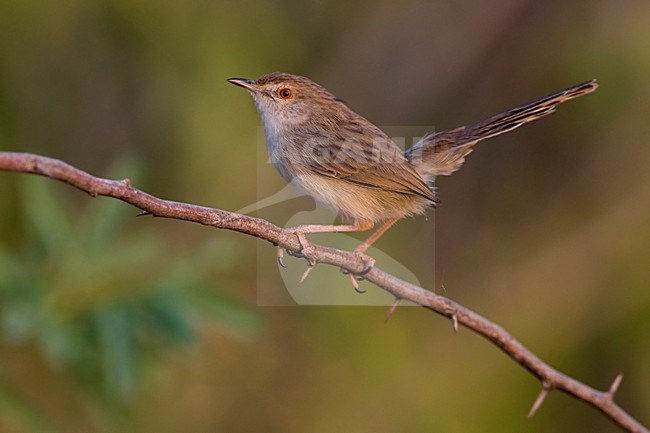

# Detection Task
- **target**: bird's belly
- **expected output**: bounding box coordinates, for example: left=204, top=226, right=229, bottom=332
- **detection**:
left=290, top=173, right=430, bottom=223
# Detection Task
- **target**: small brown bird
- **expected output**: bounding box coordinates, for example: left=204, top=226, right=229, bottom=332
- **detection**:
left=229, top=73, right=597, bottom=257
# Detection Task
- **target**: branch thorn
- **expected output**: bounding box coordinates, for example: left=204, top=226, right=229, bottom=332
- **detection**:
left=607, top=373, right=623, bottom=397
left=299, top=263, right=315, bottom=284
left=451, top=314, right=459, bottom=333
left=439, top=269, right=447, bottom=294
left=385, top=298, right=400, bottom=323
left=528, top=382, right=552, bottom=418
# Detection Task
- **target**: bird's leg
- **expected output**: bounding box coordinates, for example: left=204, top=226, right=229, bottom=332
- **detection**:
left=286, top=219, right=374, bottom=254
left=284, top=220, right=374, bottom=286
left=346, top=217, right=400, bottom=291
left=284, top=218, right=400, bottom=292
left=354, top=217, right=400, bottom=254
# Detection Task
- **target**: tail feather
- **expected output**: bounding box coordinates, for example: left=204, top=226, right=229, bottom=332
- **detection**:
left=406, top=79, right=598, bottom=181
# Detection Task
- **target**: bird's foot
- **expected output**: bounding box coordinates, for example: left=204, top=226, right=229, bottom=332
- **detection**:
left=342, top=251, right=376, bottom=293
left=285, top=226, right=315, bottom=256
left=282, top=226, right=319, bottom=283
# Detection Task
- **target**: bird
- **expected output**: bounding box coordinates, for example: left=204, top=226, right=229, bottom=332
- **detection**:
left=228, top=73, right=597, bottom=288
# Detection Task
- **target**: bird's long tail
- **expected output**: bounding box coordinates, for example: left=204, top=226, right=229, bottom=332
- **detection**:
left=405, top=79, right=598, bottom=181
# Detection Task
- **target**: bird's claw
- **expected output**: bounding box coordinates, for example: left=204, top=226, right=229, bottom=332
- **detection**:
left=349, top=274, right=367, bottom=293
left=341, top=251, right=375, bottom=293
left=356, top=253, right=376, bottom=276
left=277, top=247, right=286, bottom=268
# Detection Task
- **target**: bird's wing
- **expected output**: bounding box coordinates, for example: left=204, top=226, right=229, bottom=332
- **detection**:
left=306, top=131, right=437, bottom=203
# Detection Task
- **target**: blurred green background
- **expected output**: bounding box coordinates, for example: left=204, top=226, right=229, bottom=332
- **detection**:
left=1, top=0, right=649, bottom=432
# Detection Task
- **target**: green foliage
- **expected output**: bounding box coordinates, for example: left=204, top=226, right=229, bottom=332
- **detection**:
left=0, top=156, right=259, bottom=404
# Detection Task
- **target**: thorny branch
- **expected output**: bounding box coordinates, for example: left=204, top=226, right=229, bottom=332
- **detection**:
left=0, top=151, right=647, bottom=433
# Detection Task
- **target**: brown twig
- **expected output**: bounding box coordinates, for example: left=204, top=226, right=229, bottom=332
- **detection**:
left=0, top=151, right=647, bottom=433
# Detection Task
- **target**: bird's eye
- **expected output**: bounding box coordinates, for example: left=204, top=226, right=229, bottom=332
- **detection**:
left=278, top=88, right=293, bottom=99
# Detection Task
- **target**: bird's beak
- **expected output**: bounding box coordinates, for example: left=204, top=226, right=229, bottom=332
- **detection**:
left=227, top=78, right=257, bottom=92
